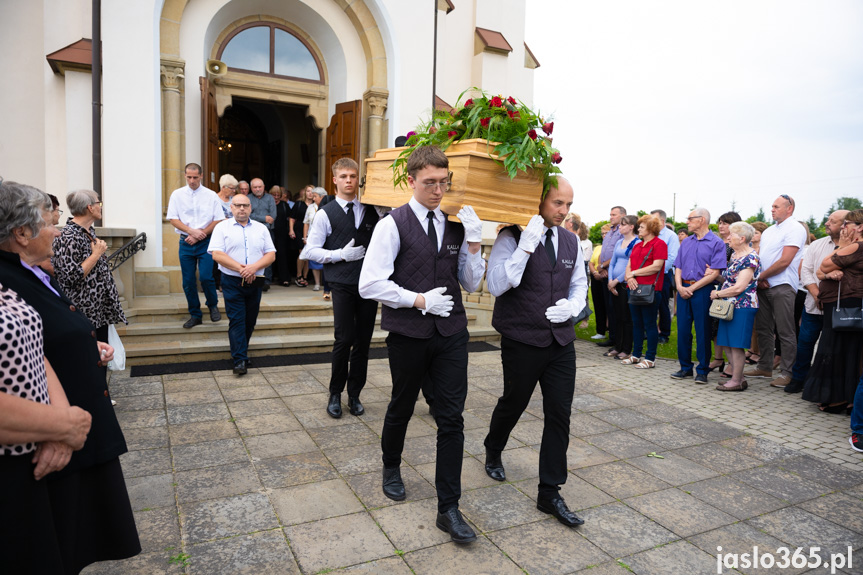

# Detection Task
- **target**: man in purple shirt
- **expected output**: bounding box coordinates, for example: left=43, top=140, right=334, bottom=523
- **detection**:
left=671, top=208, right=726, bottom=384
left=595, top=206, right=625, bottom=347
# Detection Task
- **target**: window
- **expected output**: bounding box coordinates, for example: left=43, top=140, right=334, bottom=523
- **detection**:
left=218, top=23, right=322, bottom=83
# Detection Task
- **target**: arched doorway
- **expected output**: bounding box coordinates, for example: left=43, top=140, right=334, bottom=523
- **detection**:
left=218, top=98, right=320, bottom=194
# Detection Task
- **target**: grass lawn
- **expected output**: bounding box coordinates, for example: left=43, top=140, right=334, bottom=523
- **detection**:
left=574, top=289, right=701, bottom=362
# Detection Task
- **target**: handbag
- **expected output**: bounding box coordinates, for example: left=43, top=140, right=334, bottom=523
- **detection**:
left=709, top=297, right=734, bottom=321
left=832, top=281, right=863, bottom=332
left=628, top=245, right=661, bottom=306
left=107, top=324, right=126, bottom=371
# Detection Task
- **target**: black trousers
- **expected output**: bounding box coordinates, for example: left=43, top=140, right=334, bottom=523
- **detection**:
left=590, top=274, right=608, bottom=336
left=657, top=270, right=674, bottom=338
left=329, top=282, right=378, bottom=397
left=611, top=286, right=633, bottom=354
left=382, top=328, right=469, bottom=512
left=603, top=277, right=616, bottom=341
left=485, top=336, right=575, bottom=497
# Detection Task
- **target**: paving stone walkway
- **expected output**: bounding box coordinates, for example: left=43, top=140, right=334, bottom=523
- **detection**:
left=84, top=339, right=863, bottom=575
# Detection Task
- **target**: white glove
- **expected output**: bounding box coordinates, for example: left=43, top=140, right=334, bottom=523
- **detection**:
left=518, top=215, right=546, bottom=253
left=457, top=205, right=483, bottom=243
left=374, top=206, right=392, bottom=219
left=545, top=298, right=575, bottom=324
left=339, top=239, right=366, bottom=262
left=421, top=287, right=454, bottom=317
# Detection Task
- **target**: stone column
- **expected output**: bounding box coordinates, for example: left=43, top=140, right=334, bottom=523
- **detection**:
left=364, top=90, right=389, bottom=156
left=160, top=58, right=185, bottom=213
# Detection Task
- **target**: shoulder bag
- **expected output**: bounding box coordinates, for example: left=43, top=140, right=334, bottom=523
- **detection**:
left=708, top=293, right=734, bottom=321
left=628, top=244, right=662, bottom=306
left=832, top=281, right=863, bottom=332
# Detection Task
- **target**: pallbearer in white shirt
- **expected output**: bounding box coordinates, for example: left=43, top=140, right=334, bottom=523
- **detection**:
left=359, top=146, right=485, bottom=544
left=483, top=177, right=588, bottom=527
left=208, top=195, right=275, bottom=375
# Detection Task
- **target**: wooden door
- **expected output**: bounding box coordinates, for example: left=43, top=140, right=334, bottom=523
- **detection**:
left=200, top=77, right=219, bottom=190
left=324, top=100, right=362, bottom=196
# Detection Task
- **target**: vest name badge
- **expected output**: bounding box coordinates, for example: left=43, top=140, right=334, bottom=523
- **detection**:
left=562, top=258, right=574, bottom=269
left=446, top=244, right=460, bottom=255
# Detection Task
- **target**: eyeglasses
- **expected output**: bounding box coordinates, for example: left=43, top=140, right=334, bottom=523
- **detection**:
left=232, top=203, right=251, bottom=209
left=420, top=181, right=452, bottom=192
left=90, top=202, right=103, bottom=207
left=686, top=216, right=703, bottom=221
left=227, top=185, right=238, bottom=191
left=55, top=209, right=64, bottom=215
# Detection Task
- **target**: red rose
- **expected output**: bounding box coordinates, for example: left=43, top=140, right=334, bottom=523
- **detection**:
left=507, top=96, right=517, bottom=105
left=507, top=110, right=521, bottom=120
left=480, top=117, right=490, bottom=127
left=490, top=96, right=503, bottom=108
left=551, top=152, right=562, bottom=164
left=542, top=122, right=554, bottom=135
left=447, top=130, right=457, bottom=138
left=429, top=126, right=437, bottom=134
left=464, top=99, right=473, bottom=107
left=528, top=129, right=537, bottom=140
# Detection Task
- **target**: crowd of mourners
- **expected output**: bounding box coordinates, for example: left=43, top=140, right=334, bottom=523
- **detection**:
left=1, top=161, right=862, bottom=571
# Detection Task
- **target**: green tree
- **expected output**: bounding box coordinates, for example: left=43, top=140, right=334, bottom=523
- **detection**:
left=636, top=210, right=647, bottom=218
left=822, top=197, right=863, bottom=225
left=745, top=206, right=767, bottom=224
left=589, top=220, right=608, bottom=244
left=806, top=215, right=826, bottom=239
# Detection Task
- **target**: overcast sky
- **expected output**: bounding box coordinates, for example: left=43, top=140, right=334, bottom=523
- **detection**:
left=525, top=0, right=863, bottom=226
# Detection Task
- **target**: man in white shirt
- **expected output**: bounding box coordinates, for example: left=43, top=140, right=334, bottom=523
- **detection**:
left=650, top=209, right=680, bottom=343
left=784, top=209, right=849, bottom=393
left=483, top=177, right=587, bottom=528
left=304, top=158, right=379, bottom=419
left=208, top=195, right=275, bottom=375
left=744, top=195, right=807, bottom=387
left=359, top=145, right=485, bottom=544
left=166, top=163, right=225, bottom=328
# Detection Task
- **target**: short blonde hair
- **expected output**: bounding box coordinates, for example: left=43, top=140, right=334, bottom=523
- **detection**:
left=219, top=174, right=238, bottom=189
left=729, top=221, right=755, bottom=243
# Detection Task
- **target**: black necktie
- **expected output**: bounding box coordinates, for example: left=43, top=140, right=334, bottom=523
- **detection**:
left=427, top=211, right=438, bottom=252
left=545, top=229, right=556, bottom=266
left=345, top=202, right=355, bottom=228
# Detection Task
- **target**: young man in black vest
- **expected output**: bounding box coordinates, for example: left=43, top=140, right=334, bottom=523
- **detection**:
left=483, top=177, right=588, bottom=527
left=303, top=158, right=379, bottom=418
left=359, top=146, right=486, bottom=544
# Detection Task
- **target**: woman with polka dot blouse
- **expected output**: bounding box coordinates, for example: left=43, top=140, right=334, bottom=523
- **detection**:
left=0, top=181, right=140, bottom=573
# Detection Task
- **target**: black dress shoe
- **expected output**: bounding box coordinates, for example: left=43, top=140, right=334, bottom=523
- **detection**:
left=484, top=450, right=506, bottom=481
left=784, top=379, right=804, bottom=393
left=183, top=316, right=202, bottom=329
left=537, top=495, right=584, bottom=527
left=262, top=283, right=270, bottom=292
left=382, top=466, right=406, bottom=501
left=327, top=393, right=342, bottom=418
left=436, top=508, right=476, bottom=544
left=348, top=396, right=364, bottom=416
left=209, top=307, right=221, bottom=322
left=233, top=361, right=247, bottom=376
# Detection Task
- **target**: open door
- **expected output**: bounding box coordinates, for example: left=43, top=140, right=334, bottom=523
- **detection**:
left=200, top=77, right=219, bottom=189
left=324, top=100, right=362, bottom=196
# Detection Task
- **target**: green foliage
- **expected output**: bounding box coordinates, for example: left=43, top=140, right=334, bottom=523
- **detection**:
left=636, top=210, right=647, bottom=217
left=168, top=553, right=190, bottom=567
left=589, top=220, right=608, bottom=244
left=822, top=196, right=863, bottom=225
left=745, top=206, right=767, bottom=223
left=391, top=88, right=562, bottom=193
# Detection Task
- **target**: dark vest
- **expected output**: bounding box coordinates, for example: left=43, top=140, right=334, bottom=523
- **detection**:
left=492, top=226, right=579, bottom=347
left=380, top=204, right=468, bottom=338
left=321, top=200, right=379, bottom=285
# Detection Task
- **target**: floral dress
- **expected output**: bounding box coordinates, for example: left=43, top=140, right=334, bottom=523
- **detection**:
left=720, top=251, right=761, bottom=309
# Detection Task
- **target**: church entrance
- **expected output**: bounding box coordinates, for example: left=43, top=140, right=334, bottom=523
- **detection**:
left=217, top=98, right=320, bottom=198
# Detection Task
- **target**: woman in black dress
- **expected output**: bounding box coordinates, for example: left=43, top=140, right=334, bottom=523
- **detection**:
left=0, top=181, right=140, bottom=574
left=289, top=185, right=313, bottom=286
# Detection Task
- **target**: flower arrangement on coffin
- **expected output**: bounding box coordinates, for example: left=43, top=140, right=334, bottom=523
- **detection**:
left=390, top=88, right=562, bottom=195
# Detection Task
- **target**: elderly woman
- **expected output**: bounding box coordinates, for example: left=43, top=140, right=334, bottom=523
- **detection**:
left=52, top=189, right=127, bottom=348
left=1, top=281, right=94, bottom=573
left=710, top=222, right=761, bottom=391
left=0, top=181, right=140, bottom=573
left=803, top=209, right=863, bottom=413
left=301, top=187, right=326, bottom=290
left=622, top=214, right=667, bottom=369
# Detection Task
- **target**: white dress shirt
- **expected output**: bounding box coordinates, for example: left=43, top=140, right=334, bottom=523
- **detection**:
left=304, top=196, right=366, bottom=263
left=166, top=184, right=224, bottom=233
left=486, top=226, right=588, bottom=317
left=657, top=225, right=680, bottom=273
left=358, top=197, right=486, bottom=309
left=759, top=217, right=807, bottom=288
left=799, top=235, right=837, bottom=315
left=208, top=218, right=276, bottom=277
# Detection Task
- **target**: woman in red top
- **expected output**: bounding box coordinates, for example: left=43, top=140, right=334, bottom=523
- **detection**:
left=623, top=214, right=667, bottom=368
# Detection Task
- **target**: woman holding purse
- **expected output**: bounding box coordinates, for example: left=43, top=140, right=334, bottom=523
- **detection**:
left=710, top=222, right=761, bottom=391
left=622, top=214, right=667, bottom=369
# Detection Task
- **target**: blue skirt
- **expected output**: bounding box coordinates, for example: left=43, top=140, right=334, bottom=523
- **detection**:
left=308, top=260, right=323, bottom=270
left=716, top=307, right=757, bottom=349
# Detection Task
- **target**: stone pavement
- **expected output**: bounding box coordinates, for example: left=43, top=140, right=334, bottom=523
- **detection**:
left=83, top=339, right=863, bottom=575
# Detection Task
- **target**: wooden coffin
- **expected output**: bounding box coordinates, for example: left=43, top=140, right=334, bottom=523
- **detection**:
left=361, top=139, right=542, bottom=225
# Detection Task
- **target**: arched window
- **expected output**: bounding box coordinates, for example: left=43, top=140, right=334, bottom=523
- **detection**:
left=217, top=23, right=323, bottom=83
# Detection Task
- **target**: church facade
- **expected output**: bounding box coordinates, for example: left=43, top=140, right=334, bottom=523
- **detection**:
left=0, top=0, right=538, bottom=294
